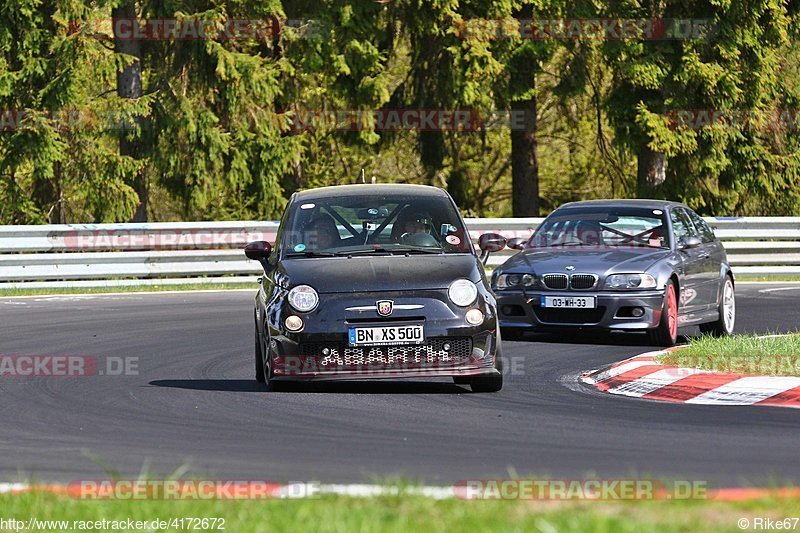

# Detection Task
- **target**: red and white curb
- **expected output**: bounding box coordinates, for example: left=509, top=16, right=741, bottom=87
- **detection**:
left=0, top=482, right=455, bottom=500
left=5, top=481, right=800, bottom=502
left=580, top=349, right=800, bottom=408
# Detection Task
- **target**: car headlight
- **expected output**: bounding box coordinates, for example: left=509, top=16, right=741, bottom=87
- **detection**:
left=605, top=273, right=657, bottom=289
left=448, top=279, right=478, bottom=307
left=494, top=273, right=537, bottom=290
left=287, top=285, right=319, bottom=312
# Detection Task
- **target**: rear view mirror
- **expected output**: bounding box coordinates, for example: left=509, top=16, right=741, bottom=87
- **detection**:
left=357, top=207, right=390, bottom=220
left=507, top=237, right=528, bottom=250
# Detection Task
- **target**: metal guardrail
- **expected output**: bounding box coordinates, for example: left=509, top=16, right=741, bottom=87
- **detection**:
left=0, top=217, right=799, bottom=288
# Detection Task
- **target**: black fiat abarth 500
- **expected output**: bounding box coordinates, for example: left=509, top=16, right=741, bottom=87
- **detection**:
left=244, top=184, right=506, bottom=392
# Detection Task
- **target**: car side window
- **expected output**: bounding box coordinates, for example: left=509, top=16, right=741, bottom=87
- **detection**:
left=670, top=208, right=698, bottom=243
left=686, top=209, right=716, bottom=243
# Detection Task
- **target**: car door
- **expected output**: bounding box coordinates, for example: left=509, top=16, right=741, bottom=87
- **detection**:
left=685, top=208, right=725, bottom=309
left=670, top=207, right=708, bottom=314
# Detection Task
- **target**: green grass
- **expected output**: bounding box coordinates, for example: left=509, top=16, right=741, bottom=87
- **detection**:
left=2, top=491, right=800, bottom=532
left=734, top=274, right=800, bottom=282
left=660, top=333, right=800, bottom=376
left=0, top=283, right=254, bottom=297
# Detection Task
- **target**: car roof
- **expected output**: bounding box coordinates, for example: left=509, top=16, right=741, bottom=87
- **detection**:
left=292, top=184, right=449, bottom=201
left=555, top=199, right=687, bottom=211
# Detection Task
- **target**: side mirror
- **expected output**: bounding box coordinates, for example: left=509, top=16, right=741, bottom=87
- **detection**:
left=245, top=241, right=273, bottom=261
left=678, top=236, right=702, bottom=250
left=478, top=233, right=507, bottom=253
left=478, top=233, right=507, bottom=265
left=507, top=237, right=528, bottom=251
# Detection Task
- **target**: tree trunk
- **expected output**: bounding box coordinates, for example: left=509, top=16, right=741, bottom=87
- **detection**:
left=636, top=145, right=666, bottom=198
left=419, top=130, right=445, bottom=185
left=55, top=161, right=65, bottom=223
left=32, top=174, right=57, bottom=223
left=113, top=1, right=147, bottom=222
left=510, top=85, right=539, bottom=216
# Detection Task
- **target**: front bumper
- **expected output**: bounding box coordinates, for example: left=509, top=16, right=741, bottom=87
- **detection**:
left=265, top=290, right=500, bottom=381
left=496, top=289, right=665, bottom=332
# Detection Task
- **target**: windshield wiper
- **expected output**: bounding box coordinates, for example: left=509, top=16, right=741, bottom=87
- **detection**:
left=345, top=247, right=444, bottom=256
left=395, top=248, right=444, bottom=255
left=285, top=251, right=343, bottom=258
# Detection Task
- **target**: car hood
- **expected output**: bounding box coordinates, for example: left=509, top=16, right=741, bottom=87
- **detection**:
left=277, top=254, right=483, bottom=293
left=498, top=247, right=671, bottom=276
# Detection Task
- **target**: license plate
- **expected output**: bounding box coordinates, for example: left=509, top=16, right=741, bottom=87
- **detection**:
left=541, top=296, right=596, bottom=309
left=348, top=324, right=425, bottom=346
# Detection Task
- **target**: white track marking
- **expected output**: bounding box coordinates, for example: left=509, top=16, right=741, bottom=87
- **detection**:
left=0, top=483, right=28, bottom=493
left=758, top=286, right=800, bottom=294
left=606, top=368, right=711, bottom=397
left=581, top=360, right=661, bottom=385
left=0, top=289, right=254, bottom=301
left=685, top=376, right=800, bottom=405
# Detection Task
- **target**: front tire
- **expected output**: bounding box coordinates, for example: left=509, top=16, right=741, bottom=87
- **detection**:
left=255, top=315, right=265, bottom=383
left=470, top=338, right=504, bottom=393
left=699, top=275, right=735, bottom=336
left=256, top=317, right=289, bottom=392
left=648, top=279, right=678, bottom=347
left=262, top=342, right=290, bottom=392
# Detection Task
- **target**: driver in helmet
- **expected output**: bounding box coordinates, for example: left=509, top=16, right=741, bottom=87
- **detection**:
left=392, top=208, right=438, bottom=247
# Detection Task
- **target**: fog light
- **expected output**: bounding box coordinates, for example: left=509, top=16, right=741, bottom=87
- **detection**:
left=285, top=315, right=304, bottom=332
left=443, top=343, right=451, bottom=352
left=631, top=307, right=645, bottom=317
left=465, top=309, right=484, bottom=325
left=322, top=347, right=330, bottom=356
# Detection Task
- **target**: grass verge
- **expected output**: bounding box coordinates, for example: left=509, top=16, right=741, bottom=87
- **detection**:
left=659, top=333, right=800, bottom=376
left=734, top=274, right=800, bottom=282
left=0, top=283, right=254, bottom=297
left=2, top=492, right=800, bottom=532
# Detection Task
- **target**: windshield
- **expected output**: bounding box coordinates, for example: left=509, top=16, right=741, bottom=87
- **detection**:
left=281, top=193, right=473, bottom=257
left=529, top=207, right=670, bottom=249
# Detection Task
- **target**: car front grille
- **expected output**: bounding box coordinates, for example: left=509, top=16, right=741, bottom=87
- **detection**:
left=570, top=274, right=598, bottom=290
left=300, top=337, right=473, bottom=367
left=542, top=273, right=598, bottom=290
left=533, top=306, right=606, bottom=324
left=542, top=274, right=568, bottom=290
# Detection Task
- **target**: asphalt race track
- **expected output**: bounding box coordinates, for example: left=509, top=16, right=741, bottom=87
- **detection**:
left=1, top=283, right=798, bottom=487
